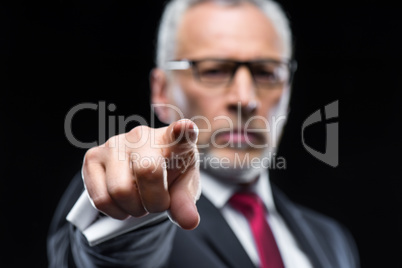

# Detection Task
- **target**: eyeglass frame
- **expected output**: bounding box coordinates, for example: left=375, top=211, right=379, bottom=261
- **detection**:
left=164, top=58, right=297, bottom=88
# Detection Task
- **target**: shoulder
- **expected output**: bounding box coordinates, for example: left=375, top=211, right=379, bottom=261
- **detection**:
left=272, top=186, right=360, bottom=268
left=297, top=203, right=356, bottom=250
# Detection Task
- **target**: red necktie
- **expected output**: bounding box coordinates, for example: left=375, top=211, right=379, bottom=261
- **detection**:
left=229, top=192, right=285, bottom=268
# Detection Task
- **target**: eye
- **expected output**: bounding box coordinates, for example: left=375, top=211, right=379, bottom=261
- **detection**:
left=253, top=68, right=277, bottom=82
left=252, top=63, right=288, bottom=85
left=200, top=68, right=230, bottom=78
left=197, top=61, right=233, bottom=83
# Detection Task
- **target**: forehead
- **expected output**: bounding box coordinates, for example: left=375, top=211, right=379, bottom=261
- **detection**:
left=176, top=2, right=284, bottom=60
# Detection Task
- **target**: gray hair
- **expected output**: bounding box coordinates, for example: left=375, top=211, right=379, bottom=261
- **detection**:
left=156, top=0, right=293, bottom=69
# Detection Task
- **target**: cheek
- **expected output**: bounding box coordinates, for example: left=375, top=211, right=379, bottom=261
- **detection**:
left=258, top=89, right=285, bottom=116
left=169, top=84, right=190, bottom=119
left=187, top=97, right=219, bottom=144
left=168, top=82, right=220, bottom=136
left=166, top=84, right=201, bottom=122
left=185, top=98, right=226, bottom=146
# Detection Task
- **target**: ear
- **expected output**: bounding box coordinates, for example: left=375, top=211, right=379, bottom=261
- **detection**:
left=150, top=68, right=171, bottom=124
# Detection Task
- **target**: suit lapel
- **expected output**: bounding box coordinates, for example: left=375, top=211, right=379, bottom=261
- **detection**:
left=196, top=195, right=256, bottom=268
left=272, top=185, right=332, bottom=268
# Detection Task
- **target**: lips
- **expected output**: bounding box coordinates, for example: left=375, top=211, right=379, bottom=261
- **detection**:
left=213, top=128, right=266, bottom=147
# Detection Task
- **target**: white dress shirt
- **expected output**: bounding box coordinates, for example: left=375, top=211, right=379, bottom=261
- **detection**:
left=67, top=171, right=312, bottom=268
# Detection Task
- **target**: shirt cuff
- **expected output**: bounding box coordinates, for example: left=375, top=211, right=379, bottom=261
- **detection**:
left=66, top=190, right=168, bottom=246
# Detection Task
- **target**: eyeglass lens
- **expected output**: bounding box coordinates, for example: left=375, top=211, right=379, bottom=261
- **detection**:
left=194, top=60, right=289, bottom=88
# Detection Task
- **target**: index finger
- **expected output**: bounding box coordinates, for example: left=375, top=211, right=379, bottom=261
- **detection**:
left=151, top=119, right=199, bottom=185
left=161, top=119, right=199, bottom=157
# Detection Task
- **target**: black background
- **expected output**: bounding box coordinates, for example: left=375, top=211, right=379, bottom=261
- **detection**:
left=1, top=0, right=401, bottom=267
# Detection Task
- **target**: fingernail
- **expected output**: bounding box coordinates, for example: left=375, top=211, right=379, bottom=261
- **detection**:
left=188, top=123, right=199, bottom=143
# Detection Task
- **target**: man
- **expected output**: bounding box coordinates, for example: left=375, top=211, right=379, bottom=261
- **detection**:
left=48, top=0, right=359, bottom=267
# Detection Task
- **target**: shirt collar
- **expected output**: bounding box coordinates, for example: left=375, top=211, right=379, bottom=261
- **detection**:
left=200, top=170, right=277, bottom=213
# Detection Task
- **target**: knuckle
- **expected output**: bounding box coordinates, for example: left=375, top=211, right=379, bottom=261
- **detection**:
left=105, top=134, right=119, bottom=148
left=128, top=125, right=150, bottom=140
left=91, top=194, right=111, bottom=212
left=91, top=194, right=129, bottom=220
left=84, top=147, right=100, bottom=163
left=116, top=126, right=151, bottom=149
left=135, top=164, right=160, bottom=182
left=107, top=183, right=132, bottom=200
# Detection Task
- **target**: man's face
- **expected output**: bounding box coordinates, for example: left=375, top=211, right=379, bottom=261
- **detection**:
left=153, top=2, right=288, bottom=182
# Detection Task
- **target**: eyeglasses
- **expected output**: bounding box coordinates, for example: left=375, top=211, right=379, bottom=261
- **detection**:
left=165, top=58, right=297, bottom=89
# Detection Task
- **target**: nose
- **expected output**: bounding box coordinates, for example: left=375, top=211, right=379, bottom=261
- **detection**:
left=227, top=66, right=259, bottom=116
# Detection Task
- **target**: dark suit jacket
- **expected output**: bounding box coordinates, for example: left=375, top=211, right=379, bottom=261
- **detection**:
left=48, top=172, right=359, bottom=268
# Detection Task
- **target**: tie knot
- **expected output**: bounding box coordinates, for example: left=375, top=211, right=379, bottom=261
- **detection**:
left=229, top=192, right=266, bottom=220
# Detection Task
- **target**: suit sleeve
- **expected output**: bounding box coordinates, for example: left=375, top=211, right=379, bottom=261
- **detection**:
left=47, top=172, right=176, bottom=268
